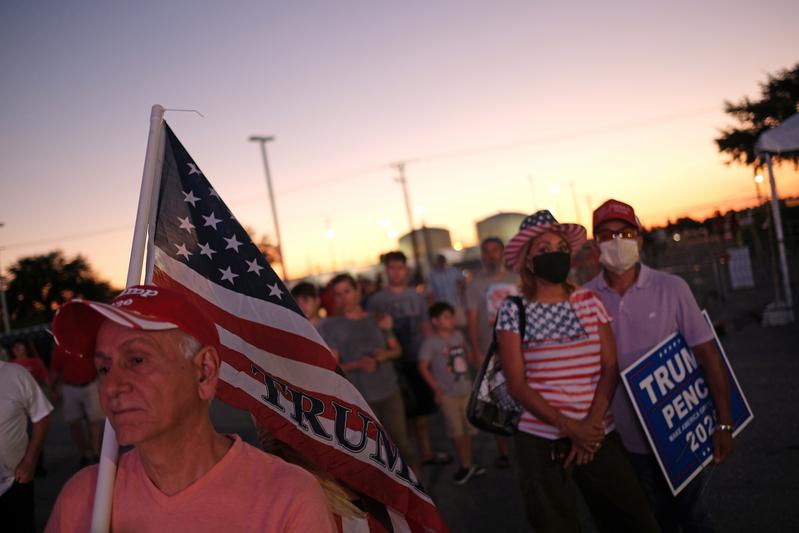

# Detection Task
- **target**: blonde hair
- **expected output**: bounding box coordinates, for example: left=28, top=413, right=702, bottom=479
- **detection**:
left=517, top=232, right=575, bottom=301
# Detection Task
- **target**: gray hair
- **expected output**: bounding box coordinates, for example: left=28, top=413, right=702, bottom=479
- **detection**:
left=178, top=332, right=203, bottom=359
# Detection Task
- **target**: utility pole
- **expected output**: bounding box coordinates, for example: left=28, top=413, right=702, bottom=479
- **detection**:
left=393, top=163, right=423, bottom=283
left=0, top=222, right=9, bottom=334
left=249, top=135, right=288, bottom=281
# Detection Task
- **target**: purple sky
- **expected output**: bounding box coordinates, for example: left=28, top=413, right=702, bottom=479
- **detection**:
left=1, top=1, right=798, bottom=285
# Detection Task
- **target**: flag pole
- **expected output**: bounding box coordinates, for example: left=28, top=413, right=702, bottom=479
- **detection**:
left=90, top=104, right=166, bottom=533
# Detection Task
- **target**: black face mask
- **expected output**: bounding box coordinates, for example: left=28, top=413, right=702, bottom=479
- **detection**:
left=531, top=251, right=571, bottom=284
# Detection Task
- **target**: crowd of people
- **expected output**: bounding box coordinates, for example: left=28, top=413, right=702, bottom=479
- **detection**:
left=0, top=197, right=737, bottom=532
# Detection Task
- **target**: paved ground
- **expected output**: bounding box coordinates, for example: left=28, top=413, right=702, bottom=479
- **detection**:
left=33, top=322, right=799, bottom=532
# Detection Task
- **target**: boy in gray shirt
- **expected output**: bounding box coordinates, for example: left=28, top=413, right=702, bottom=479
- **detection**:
left=419, top=302, right=486, bottom=485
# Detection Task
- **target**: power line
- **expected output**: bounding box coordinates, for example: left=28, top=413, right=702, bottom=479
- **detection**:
left=273, top=107, right=720, bottom=194
left=2, top=225, right=130, bottom=251
left=2, top=106, right=725, bottom=254
left=400, top=107, right=720, bottom=165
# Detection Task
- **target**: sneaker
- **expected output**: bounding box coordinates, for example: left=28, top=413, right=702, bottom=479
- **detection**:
left=471, top=464, right=487, bottom=477
left=452, top=467, right=474, bottom=485
left=422, top=451, right=454, bottom=466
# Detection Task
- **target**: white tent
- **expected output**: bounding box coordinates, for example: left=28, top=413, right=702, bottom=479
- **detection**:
left=756, top=113, right=799, bottom=154
left=755, top=112, right=798, bottom=323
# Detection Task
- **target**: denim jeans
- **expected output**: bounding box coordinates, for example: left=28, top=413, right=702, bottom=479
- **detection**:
left=627, top=452, right=716, bottom=533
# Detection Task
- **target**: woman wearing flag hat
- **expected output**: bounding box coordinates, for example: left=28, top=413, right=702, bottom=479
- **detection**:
left=496, top=210, right=657, bottom=533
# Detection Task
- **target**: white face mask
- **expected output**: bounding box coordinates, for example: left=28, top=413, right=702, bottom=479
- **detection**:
left=598, top=239, right=639, bottom=274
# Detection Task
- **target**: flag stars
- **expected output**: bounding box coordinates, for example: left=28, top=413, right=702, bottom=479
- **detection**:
left=203, top=212, right=222, bottom=230
left=182, top=189, right=200, bottom=207
left=224, top=234, right=243, bottom=252
left=245, top=258, right=264, bottom=276
left=268, top=283, right=283, bottom=299
left=209, top=187, right=219, bottom=198
left=188, top=162, right=202, bottom=175
left=198, top=242, right=216, bottom=259
left=178, top=216, right=195, bottom=233
left=219, top=266, right=238, bottom=284
left=175, top=243, right=192, bottom=260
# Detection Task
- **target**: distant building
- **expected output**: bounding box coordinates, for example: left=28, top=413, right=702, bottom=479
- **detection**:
left=398, top=226, right=452, bottom=268
left=476, top=212, right=526, bottom=246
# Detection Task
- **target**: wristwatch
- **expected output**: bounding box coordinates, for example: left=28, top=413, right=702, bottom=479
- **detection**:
left=714, top=423, right=734, bottom=432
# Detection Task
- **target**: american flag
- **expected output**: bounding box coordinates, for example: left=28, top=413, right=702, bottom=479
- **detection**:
left=149, top=123, right=448, bottom=533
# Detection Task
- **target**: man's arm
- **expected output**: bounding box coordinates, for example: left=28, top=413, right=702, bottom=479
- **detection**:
left=673, top=276, right=735, bottom=464
left=373, top=330, right=401, bottom=363
left=340, top=357, right=377, bottom=374
left=692, top=340, right=734, bottom=464
left=16, top=413, right=51, bottom=483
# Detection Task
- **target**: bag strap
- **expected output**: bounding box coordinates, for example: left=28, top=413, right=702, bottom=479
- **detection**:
left=491, top=295, right=527, bottom=345
left=509, top=295, right=526, bottom=344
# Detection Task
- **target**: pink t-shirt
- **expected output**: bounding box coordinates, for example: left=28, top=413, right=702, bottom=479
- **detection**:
left=46, top=435, right=335, bottom=533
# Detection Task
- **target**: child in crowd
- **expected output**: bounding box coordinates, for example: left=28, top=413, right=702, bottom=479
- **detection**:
left=290, top=281, right=322, bottom=326
left=418, top=302, right=485, bottom=485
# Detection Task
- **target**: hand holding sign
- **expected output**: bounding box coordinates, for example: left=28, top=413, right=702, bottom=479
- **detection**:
left=620, top=313, right=753, bottom=495
left=712, top=428, right=734, bottom=464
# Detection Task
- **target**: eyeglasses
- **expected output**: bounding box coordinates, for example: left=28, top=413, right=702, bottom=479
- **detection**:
left=595, top=229, right=638, bottom=242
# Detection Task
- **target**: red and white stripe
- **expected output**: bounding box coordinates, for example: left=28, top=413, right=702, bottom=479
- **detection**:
left=518, top=288, right=615, bottom=439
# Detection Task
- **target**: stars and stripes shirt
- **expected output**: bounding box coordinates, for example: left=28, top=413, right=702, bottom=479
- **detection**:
left=496, top=288, right=614, bottom=440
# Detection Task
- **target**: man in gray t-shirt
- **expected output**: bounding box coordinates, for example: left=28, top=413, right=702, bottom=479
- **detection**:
left=463, top=236, right=517, bottom=468
left=318, top=316, right=398, bottom=403
left=465, top=237, right=519, bottom=359
left=368, top=288, right=428, bottom=363
left=317, top=273, right=419, bottom=472
left=368, top=251, right=451, bottom=466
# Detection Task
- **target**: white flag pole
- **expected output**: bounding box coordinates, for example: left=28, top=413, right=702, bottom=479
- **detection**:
left=90, top=104, right=166, bottom=533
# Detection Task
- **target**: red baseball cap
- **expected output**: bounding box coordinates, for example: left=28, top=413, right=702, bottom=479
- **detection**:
left=592, top=199, right=640, bottom=234
left=52, top=284, right=219, bottom=357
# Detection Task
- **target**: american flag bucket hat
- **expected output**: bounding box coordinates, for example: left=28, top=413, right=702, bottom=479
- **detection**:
left=503, top=210, right=587, bottom=270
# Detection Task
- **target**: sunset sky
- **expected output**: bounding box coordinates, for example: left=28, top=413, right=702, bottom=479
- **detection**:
left=1, top=1, right=798, bottom=287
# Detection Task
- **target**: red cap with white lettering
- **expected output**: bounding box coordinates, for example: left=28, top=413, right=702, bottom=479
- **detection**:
left=592, top=199, right=641, bottom=234
left=52, top=284, right=219, bottom=356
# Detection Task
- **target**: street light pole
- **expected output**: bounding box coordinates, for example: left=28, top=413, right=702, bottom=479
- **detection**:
left=249, top=135, right=288, bottom=281
left=754, top=174, right=764, bottom=204
left=393, top=162, right=423, bottom=283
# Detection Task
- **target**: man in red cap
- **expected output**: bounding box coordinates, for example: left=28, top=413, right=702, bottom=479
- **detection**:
left=584, top=199, right=734, bottom=533
left=45, top=285, right=334, bottom=532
